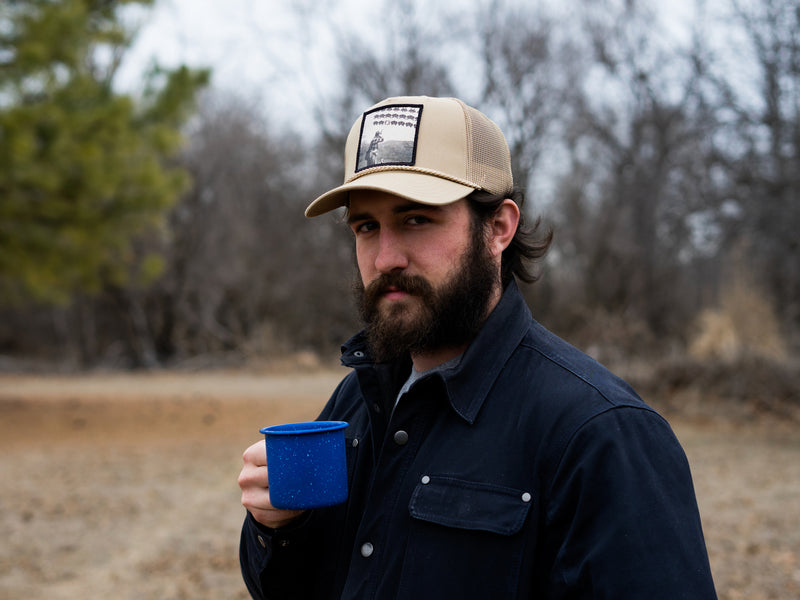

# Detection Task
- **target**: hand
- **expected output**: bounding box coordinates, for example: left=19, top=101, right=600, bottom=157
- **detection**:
left=239, top=440, right=306, bottom=528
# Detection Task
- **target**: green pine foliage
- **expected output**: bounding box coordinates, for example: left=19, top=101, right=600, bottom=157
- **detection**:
left=0, top=0, right=208, bottom=305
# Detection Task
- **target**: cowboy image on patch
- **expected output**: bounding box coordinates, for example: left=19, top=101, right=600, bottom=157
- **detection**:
left=356, top=104, right=423, bottom=172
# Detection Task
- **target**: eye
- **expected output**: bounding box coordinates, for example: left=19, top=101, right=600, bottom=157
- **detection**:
left=352, top=221, right=378, bottom=235
left=405, top=215, right=431, bottom=226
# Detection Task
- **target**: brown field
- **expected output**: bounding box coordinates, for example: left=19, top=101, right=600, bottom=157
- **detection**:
left=1, top=369, right=799, bottom=599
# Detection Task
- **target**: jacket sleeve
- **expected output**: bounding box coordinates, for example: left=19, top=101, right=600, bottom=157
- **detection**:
left=239, top=374, right=356, bottom=600
left=542, top=406, right=717, bottom=599
left=239, top=511, right=317, bottom=599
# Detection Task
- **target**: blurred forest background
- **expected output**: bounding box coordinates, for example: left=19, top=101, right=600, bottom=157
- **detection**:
left=1, top=0, right=798, bottom=409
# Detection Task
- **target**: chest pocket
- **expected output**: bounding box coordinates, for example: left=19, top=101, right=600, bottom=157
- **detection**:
left=409, top=475, right=532, bottom=534
left=398, top=475, right=534, bottom=599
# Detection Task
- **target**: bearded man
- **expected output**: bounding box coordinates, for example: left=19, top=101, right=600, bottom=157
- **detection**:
left=238, top=96, right=717, bottom=599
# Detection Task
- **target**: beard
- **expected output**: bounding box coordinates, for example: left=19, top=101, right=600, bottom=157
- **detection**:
left=354, top=226, right=499, bottom=363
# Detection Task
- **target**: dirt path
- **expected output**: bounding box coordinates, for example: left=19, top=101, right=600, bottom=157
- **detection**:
left=1, top=371, right=798, bottom=599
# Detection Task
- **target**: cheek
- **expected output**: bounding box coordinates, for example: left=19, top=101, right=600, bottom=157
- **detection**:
left=430, top=236, right=470, bottom=275
left=355, top=245, right=375, bottom=283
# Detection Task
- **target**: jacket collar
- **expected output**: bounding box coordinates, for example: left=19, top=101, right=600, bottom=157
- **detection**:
left=340, top=280, right=532, bottom=424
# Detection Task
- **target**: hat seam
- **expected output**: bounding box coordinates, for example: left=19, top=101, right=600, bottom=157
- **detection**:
left=453, top=98, right=473, bottom=187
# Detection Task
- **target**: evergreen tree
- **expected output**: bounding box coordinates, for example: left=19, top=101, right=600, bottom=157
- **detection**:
left=0, top=0, right=208, bottom=305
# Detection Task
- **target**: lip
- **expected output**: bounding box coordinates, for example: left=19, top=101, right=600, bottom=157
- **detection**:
left=382, top=286, right=409, bottom=301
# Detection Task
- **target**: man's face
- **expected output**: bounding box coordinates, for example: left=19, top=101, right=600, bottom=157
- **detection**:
left=348, top=191, right=500, bottom=362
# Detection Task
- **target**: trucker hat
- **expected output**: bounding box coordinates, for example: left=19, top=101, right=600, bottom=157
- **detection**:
left=304, top=96, right=513, bottom=217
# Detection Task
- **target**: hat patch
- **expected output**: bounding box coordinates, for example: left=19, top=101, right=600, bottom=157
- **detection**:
left=356, top=104, right=423, bottom=173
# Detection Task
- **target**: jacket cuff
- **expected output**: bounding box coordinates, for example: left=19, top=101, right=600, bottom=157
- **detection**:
left=246, top=509, right=312, bottom=545
left=240, top=511, right=313, bottom=599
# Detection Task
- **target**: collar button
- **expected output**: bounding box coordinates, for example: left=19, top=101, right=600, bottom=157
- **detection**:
left=393, top=430, right=409, bottom=445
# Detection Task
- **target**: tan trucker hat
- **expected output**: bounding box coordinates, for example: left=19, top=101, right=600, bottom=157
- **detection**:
left=304, top=96, right=513, bottom=217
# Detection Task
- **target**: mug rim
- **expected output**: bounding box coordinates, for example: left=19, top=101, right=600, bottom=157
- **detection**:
left=260, top=421, right=348, bottom=436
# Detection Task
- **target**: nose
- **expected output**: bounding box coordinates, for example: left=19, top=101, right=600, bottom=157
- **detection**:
left=374, top=229, right=409, bottom=273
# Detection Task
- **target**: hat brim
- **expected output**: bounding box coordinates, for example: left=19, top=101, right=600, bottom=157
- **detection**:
left=304, top=171, right=478, bottom=217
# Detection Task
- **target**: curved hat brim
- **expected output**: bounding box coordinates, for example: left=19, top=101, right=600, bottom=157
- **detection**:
left=304, top=170, right=478, bottom=217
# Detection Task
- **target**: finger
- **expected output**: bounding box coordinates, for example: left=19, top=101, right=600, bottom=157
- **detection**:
left=238, top=462, right=270, bottom=491
left=242, top=439, right=267, bottom=467
left=247, top=493, right=306, bottom=529
left=241, top=482, right=303, bottom=525
left=241, top=483, right=272, bottom=513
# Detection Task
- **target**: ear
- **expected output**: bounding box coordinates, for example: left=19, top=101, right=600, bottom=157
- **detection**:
left=486, top=199, right=520, bottom=258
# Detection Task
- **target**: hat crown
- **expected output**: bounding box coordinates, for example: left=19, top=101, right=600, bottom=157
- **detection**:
left=306, top=96, right=512, bottom=217
left=345, top=96, right=512, bottom=194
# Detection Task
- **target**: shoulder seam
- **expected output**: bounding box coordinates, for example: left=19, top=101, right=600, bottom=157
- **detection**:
left=518, top=339, right=628, bottom=408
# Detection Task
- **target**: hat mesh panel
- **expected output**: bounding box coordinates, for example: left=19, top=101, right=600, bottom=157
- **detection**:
left=463, top=104, right=513, bottom=195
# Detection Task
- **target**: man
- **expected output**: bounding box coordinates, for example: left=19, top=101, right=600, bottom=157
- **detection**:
left=238, top=96, right=717, bottom=599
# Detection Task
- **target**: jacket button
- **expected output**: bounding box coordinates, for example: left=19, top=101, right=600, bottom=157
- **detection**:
left=393, top=430, right=409, bottom=445
left=257, top=535, right=266, bottom=548
left=421, top=475, right=431, bottom=485
left=361, top=542, right=374, bottom=557
left=522, top=492, right=532, bottom=503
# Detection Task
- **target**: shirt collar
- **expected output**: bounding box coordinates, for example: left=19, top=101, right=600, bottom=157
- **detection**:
left=340, top=280, right=533, bottom=423
left=438, top=279, right=531, bottom=423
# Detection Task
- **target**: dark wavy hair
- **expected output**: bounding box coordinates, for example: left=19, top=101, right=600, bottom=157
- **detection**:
left=467, top=188, right=553, bottom=286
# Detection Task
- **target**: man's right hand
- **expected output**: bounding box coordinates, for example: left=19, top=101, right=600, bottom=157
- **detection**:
left=239, top=440, right=306, bottom=529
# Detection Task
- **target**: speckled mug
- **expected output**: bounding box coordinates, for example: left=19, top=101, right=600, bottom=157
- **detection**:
left=260, top=421, right=349, bottom=510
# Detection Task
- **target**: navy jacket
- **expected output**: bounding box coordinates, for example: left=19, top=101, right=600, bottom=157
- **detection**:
left=240, top=281, right=716, bottom=599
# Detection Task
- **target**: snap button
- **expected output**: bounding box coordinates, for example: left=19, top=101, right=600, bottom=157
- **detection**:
left=393, top=430, right=409, bottom=445
left=354, top=350, right=365, bottom=358
left=522, top=492, right=532, bottom=503
left=352, top=438, right=359, bottom=448
left=421, top=475, right=431, bottom=485
left=257, top=535, right=266, bottom=548
left=361, top=542, right=374, bottom=557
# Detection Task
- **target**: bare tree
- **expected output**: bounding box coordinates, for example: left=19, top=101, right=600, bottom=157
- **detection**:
left=714, top=0, right=800, bottom=333
left=147, top=91, right=355, bottom=362
left=311, top=0, right=459, bottom=174
left=475, top=1, right=578, bottom=193
left=551, top=0, right=722, bottom=337
left=11, top=0, right=797, bottom=368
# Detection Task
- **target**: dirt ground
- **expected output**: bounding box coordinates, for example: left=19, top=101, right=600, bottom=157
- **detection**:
left=1, top=369, right=798, bottom=599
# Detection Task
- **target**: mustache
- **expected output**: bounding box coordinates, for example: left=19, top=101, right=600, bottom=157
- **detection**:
left=355, top=272, right=436, bottom=330
left=363, top=272, right=434, bottom=301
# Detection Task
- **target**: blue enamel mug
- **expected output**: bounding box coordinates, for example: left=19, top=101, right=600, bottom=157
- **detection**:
left=260, top=421, right=349, bottom=510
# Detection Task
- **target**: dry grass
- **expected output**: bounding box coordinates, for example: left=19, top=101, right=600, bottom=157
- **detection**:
left=689, top=267, right=787, bottom=362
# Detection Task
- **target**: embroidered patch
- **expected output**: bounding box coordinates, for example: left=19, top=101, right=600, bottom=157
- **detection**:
left=356, top=104, right=423, bottom=173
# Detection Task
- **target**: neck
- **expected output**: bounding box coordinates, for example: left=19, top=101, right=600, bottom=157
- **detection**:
left=411, top=345, right=467, bottom=372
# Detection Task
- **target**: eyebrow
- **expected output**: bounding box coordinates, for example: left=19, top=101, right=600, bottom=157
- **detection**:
left=346, top=202, right=442, bottom=224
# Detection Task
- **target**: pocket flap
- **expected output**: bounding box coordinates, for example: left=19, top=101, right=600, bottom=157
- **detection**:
left=409, top=476, right=532, bottom=535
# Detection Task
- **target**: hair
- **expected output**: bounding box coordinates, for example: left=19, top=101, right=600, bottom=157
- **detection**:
left=466, top=188, right=553, bottom=286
